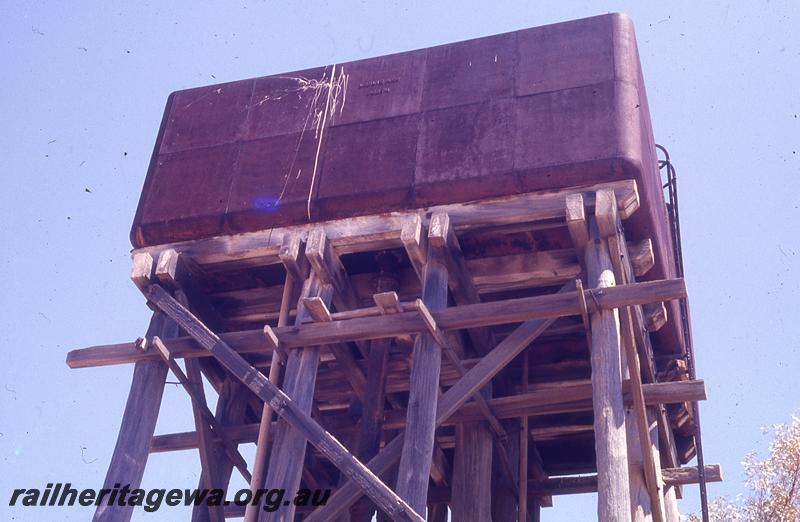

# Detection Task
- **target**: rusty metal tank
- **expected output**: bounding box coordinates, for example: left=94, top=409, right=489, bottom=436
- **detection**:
left=130, top=12, right=673, bottom=289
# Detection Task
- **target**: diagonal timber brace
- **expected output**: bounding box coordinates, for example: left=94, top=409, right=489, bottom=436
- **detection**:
left=141, top=282, right=424, bottom=522
left=152, top=336, right=252, bottom=483
left=303, top=285, right=573, bottom=521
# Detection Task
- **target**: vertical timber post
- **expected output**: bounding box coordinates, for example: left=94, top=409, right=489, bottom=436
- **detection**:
left=260, top=271, right=332, bottom=522
left=626, top=365, right=655, bottom=522
left=653, top=408, right=681, bottom=522
left=451, top=415, right=493, bottom=521
left=350, top=336, right=390, bottom=522
left=491, top=420, right=519, bottom=521
left=192, top=378, right=250, bottom=522
left=395, top=221, right=449, bottom=516
left=94, top=255, right=178, bottom=522
left=519, top=350, right=530, bottom=522
left=585, top=201, right=632, bottom=521
left=93, top=312, right=177, bottom=522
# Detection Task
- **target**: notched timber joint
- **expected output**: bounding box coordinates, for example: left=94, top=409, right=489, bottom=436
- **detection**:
left=302, top=296, right=333, bottom=322
left=413, top=299, right=447, bottom=348
left=134, top=336, right=148, bottom=353
left=373, top=291, right=404, bottom=314
left=263, top=325, right=287, bottom=362
left=152, top=336, right=172, bottom=361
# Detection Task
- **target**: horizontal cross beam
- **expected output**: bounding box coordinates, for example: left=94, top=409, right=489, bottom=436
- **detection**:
left=149, top=379, right=706, bottom=454
left=427, top=465, right=723, bottom=502
left=131, top=180, right=639, bottom=270
left=527, top=465, right=723, bottom=497
left=67, top=278, right=686, bottom=369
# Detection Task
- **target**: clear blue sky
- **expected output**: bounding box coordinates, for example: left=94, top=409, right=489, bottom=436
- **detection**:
left=1, top=1, right=798, bottom=520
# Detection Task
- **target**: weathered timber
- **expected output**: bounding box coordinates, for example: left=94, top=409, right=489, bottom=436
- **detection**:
left=425, top=464, right=720, bottom=504
left=183, top=323, right=225, bottom=522
left=526, top=465, right=723, bottom=497
left=520, top=351, right=530, bottom=522
left=214, top=241, right=661, bottom=328
left=351, top=290, right=402, bottom=522
left=401, top=214, right=427, bottom=280
left=451, top=421, right=493, bottom=522
left=492, top=420, right=521, bottom=522
left=260, top=274, right=332, bottom=522
left=350, top=336, right=390, bottom=522
left=93, top=254, right=177, bottom=522
left=644, top=302, right=668, bottom=332
left=603, top=203, right=682, bottom=481
left=585, top=210, right=631, bottom=521
left=93, top=311, right=177, bottom=522
left=469, top=249, right=581, bottom=294
left=566, top=193, right=589, bottom=252
left=306, top=226, right=361, bottom=315
left=245, top=236, right=301, bottom=522
left=598, top=188, right=665, bottom=522
left=149, top=379, right=707, bottom=453
left=143, top=283, right=424, bottom=522
left=415, top=297, right=523, bottom=503
left=195, top=378, right=251, bottom=522
left=151, top=423, right=262, bottom=453
left=302, top=296, right=367, bottom=401
left=629, top=238, right=656, bottom=277
left=396, top=235, right=448, bottom=515
left=303, top=287, right=569, bottom=521
left=606, top=189, right=666, bottom=522
left=152, top=337, right=251, bottom=483
left=649, top=408, right=678, bottom=521
left=152, top=250, right=244, bottom=522
left=131, top=252, right=155, bottom=290
left=132, top=180, right=639, bottom=269
left=154, top=253, right=229, bottom=522
left=278, top=232, right=307, bottom=283
left=373, top=291, right=413, bottom=345
left=428, top=212, right=494, bottom=355
left=67, top=278, right=686, bottom=369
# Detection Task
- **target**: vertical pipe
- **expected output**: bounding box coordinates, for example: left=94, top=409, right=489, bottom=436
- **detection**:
left=244, top=274, right=294, bottom=522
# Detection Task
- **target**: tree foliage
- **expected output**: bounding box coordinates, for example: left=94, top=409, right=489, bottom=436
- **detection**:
left=688, top=416, right=800, bottom=522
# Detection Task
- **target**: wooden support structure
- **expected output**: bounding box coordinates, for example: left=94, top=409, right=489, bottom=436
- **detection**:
left=245, top=234, right=303, bottom=522
left=350, top=334, right=390, bottom=521
left=519, top=350, right=530, bottom=522
left=155, top=251, right=230, bottom=522
left=153, top=336, right=252, bottom=482
left=260, top=272, right=333, bottom=522
left=93, top=314, right=177, bottom=522
left=491, top=419, right=521, bottom=521
left=67, top=278, right=686, bottom=369
left=352, top=291, right=399, bottom=521
left=93, top=254, right=179, bottom=522
left=599, top=189, right=666, bottom=521
left=395, top=222, right=449, bottom=516
left=70, top=181, right=714, bottom=521
left=144, top=283, right=424, bottom=522
left=304, top=299, right=564, bottom=521
left=526, top=465, right=723, bottom=497
left=585, top=200, right=632, bottom=520
left=451, top=420, right=493, bottom=521
left=147, top=379, right=706, bottom=455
